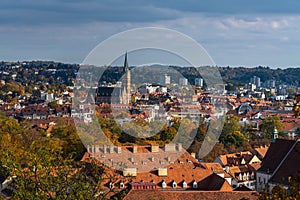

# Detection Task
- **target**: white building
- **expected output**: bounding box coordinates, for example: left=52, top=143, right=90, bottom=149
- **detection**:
left=179, top=78, right=188, bottom=86
left=160, top=74, right=170, bottom=86
left=195, top=78, right=203, bottom=87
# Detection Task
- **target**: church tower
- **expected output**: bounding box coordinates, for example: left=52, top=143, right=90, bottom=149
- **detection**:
left=272, top=128, right=279, bottom=143
left=121, top=52, right=131, bottom=104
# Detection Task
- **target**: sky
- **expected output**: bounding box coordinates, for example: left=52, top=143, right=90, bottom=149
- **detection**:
left=1, top=0, right=300, bottom=68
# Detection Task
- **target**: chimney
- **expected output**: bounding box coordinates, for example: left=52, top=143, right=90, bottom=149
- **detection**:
left=177, top=143, right=182, bottom=151
left=117, top=146, right=122, bottom=154
left=191, top=152, right=196, bottom=158
left=87, top=145, right=91, bottom=153
left=109, top=145, right=114, bottom=153
left=225, top=166, right=230, bottom=173
left=95, top=145, right=99, bottom=154
left=91, top=145, right=95, bottom=154
left=103, top=145, right=107, bottom=154
left=151, top=145, right=159, bottom=152
left=158, top=168, right=168, bottom=176
left=133, top=146, right=138, bottom=153
left=164, top=143, right=176, bottom=152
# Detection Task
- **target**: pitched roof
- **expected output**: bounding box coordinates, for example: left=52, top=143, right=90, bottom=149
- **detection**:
left=124, top=190, right=259, bottom=200
left=258, top=139, right=297, bottom=174
left=233, top=184, right=253, bottom=191
left=252, top=146, right=269, bottom=160
left=217, top=151, right=255, bottom=166
left=200, top=162, right=224, bottom=174
left=132, top=152, right=222, bottom=190
left=82, top=151, right=232, bottom=191
left=198, top=173, right=232, bottom=191
left=269, top=141, right=300, bottom=185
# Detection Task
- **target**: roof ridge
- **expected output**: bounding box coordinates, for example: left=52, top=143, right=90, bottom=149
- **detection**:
left=269, top=139, right=299, bottom=180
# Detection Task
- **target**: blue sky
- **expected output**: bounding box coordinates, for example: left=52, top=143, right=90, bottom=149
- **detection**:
left=1, top=0, right=300, bottom=67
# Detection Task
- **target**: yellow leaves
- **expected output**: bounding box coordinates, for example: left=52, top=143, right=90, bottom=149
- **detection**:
left=293, top=94, right=300, bottom=117
left=0, top=133, right=12, bottom=148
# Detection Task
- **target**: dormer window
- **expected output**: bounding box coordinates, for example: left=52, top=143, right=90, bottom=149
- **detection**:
left=193, top=181, right=198, bottom=189
left=239, top=173, right=242, bottom=181
left=109, top=182, right=114, bottom=189
left=120, top=182, right=124, bottom=189
left=182, top=181, right=187, bottom=189
left=251, top=172, right=254, bottom=179
left=243, top=173, right=247, bottom=180
left=172, top=181, right=177, bottom=189
left=162, top=181, right=167, bottom=189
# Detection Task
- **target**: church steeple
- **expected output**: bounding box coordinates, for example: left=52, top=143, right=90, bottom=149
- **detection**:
left=272, top=128, right=279, bottom=143
left=124, top=51, right=129, bottom=72
left=121, top=51, right=131, bottom=104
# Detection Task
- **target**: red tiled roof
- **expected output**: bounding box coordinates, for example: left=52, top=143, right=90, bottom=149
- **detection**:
left=233, top=184, right=253, bottom=191
left=132, top=152, right=220, bottom=190
left=217, top=151, right=255, bottom=166
left=124, top=190, right=259, bottom=200
left=282, top=118, right=300, bottom=131
left=252, top=146, right=269, bottom=160
left=201, top=162, right=224, bottom=174
left=82, top=151, right=232, bottom=192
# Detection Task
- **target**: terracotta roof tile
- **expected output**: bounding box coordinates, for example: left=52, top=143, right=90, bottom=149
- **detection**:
left=124, top=190, right=259, bottom=200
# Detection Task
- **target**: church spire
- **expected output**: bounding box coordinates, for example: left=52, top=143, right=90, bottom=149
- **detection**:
left=121, top=51, right=131, bottom=104
left=124, top=51, right=129, bottom=72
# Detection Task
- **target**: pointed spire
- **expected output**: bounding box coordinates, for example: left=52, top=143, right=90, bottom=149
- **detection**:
left=124, top=51, right=129, bottom=72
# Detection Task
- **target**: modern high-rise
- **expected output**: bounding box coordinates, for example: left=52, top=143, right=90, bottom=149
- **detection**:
left=195, top=78, right=203, bottom=87
left=160, top=74, right=170, bottom=86
left=179, top=78, right=188, bottom=86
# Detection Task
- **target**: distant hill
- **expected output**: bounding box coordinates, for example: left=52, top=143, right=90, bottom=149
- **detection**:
left=218, top=66, right=300, bottom=86
left=1, top=61, right=299, bottom=87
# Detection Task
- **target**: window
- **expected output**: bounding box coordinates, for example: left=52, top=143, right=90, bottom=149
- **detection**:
left=109, top=182, right=114, bottom=189
left=182, top=181, right=187, bottom=189
left=162, top=181, right=167, bottom=189
left=251, top=172, right=254, bottom=179
left=193, top=181, right=198, bottom=189
left=239, top=174, right=243, bottom=181
left=120, top=182, right=124, bottom=189
left=172, top=181, right=177, bottom=189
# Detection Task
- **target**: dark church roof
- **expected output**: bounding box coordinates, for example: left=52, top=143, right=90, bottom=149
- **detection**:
left=258, top=139, right=298, bottom=174
left=269, top=141, right=300, bottom=185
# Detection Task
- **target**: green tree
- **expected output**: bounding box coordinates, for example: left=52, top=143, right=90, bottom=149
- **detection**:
left=50, top=125, right=85, bottom=160
left=219, top=115, right=247, bottom=148
left=260, top=116, right=283, bottom=139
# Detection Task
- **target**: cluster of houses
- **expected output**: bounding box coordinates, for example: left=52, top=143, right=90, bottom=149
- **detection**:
left=1, top=137, right=299, bottom=199
left=82, top=144, right=259, bottom=199
left=80, top=137, right=300, bottom=199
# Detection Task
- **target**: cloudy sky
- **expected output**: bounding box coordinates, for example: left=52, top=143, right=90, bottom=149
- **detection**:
left=1, top=0, right=300, bottom=67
